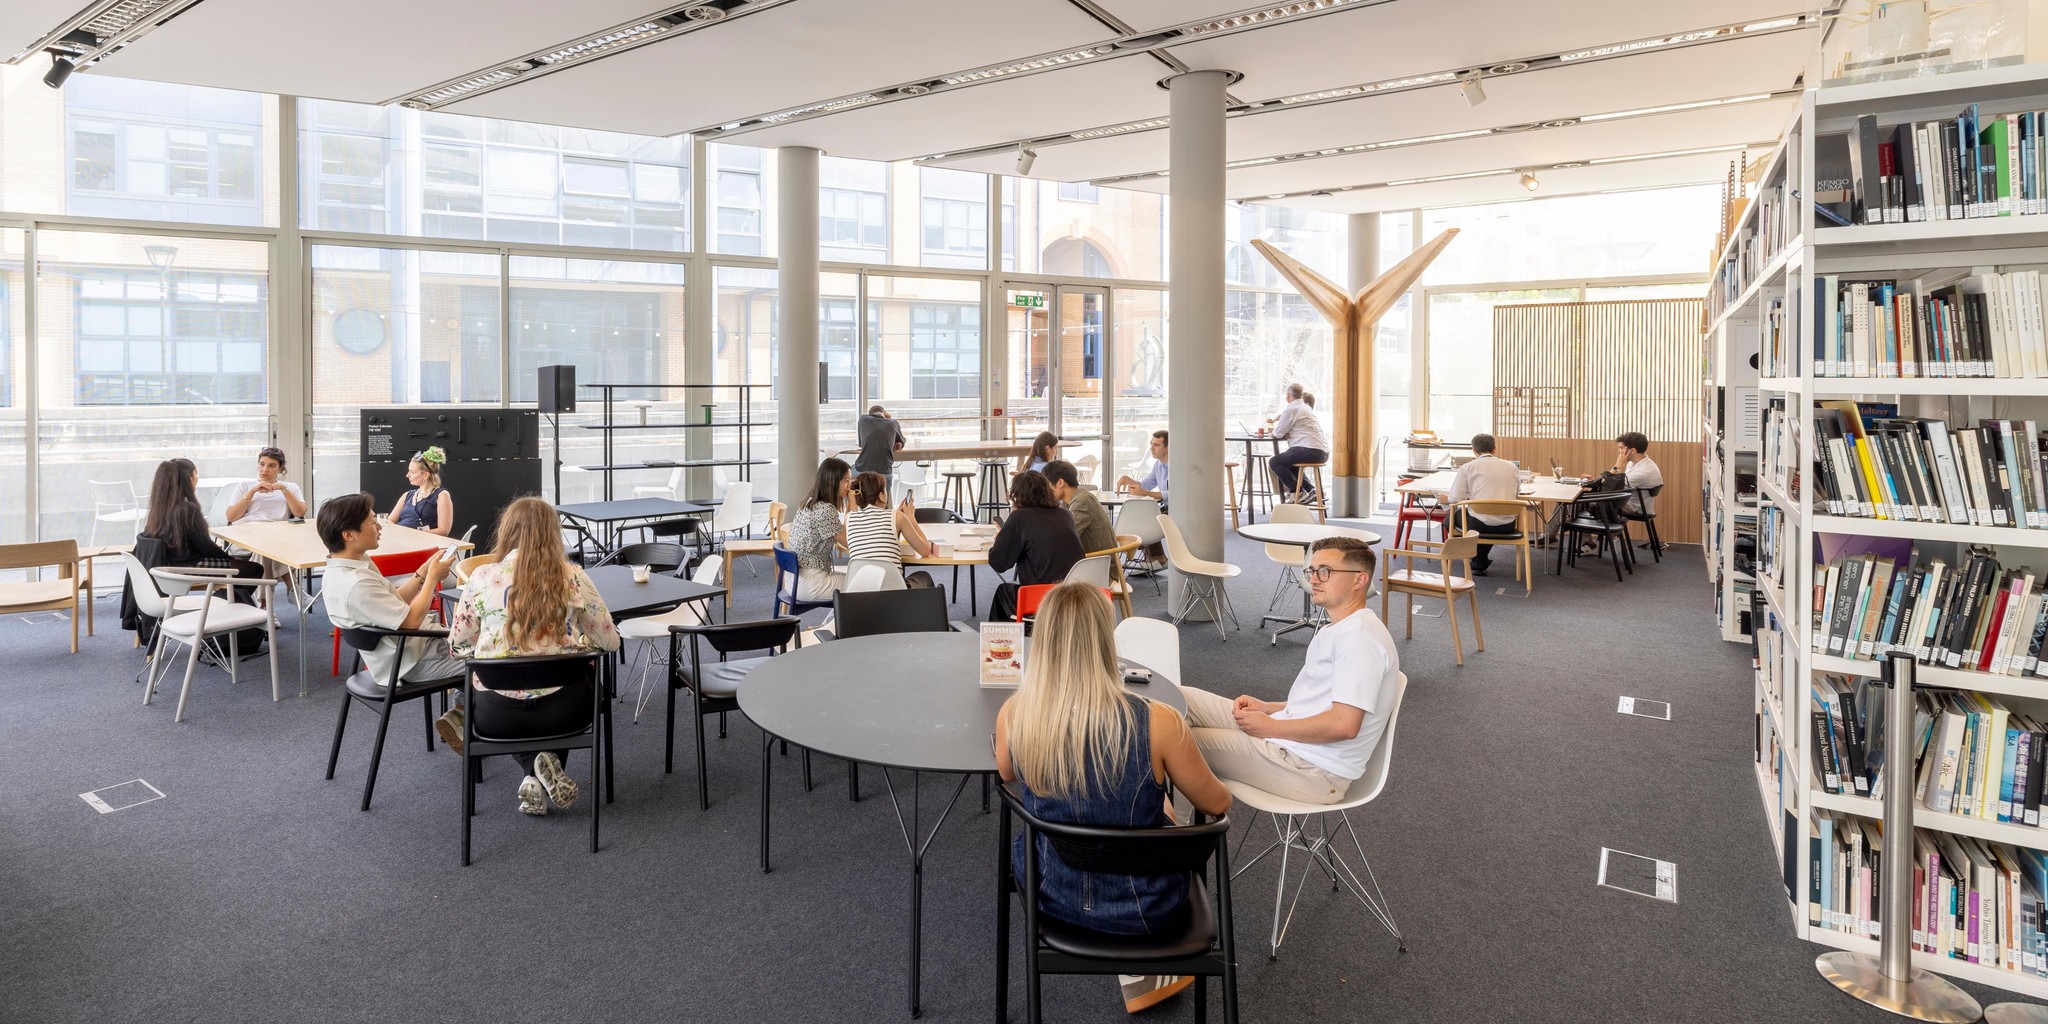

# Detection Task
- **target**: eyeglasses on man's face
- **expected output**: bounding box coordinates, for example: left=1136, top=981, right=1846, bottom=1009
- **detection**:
left=1304, top=565, right=1364, bottom=583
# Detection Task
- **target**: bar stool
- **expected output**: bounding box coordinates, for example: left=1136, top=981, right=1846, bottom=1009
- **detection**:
left=940, top=470, right=976, bottom=520
left=975, top=458, right=1010, bottom=523
left=1223, top=461, right=1243, bottom=530
left=1285, top=462, right=1328, bottom=524
left=1242, top=441, right=1276, bottom=521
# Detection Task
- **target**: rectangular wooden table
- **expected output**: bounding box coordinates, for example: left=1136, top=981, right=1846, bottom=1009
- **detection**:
left=1397, top=470, right=1585, bottom=507
left=902, top=521, right=1000, bottom=608
left=212, top=519, right=471, bottom=696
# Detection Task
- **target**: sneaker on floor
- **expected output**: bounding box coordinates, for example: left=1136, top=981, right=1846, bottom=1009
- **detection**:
left=533, top=751, right=579, bottom=809
left=1470, top=564, right=1490, bottom=577
left=517, top=775, right=548, bottom=816
left=434, top=707, right=465, bottom=755
left=1120, top=975, right=1194, bottom=1014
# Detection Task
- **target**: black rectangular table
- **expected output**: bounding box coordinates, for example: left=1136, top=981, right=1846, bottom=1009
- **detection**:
left=557, top=498, right=712, bottom=558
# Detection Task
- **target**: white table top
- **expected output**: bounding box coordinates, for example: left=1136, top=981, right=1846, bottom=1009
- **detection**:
left=1236, top=522, right=1382, bottom=547
left=1397, top=470, right=1584, bottom=504
left=905, top=521, right=999, bottom=566
left=212, top=519, right=470, bottom=570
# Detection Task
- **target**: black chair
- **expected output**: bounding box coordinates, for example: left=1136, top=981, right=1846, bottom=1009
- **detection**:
left=996, top=783, right=1238, bottom=1024
left=592, top=541, right=689, bottom=575
left=667, top=616, right=802, bottom=809
left=462, top=652, right=605, bottom=866
left=326, top=625, right=467, bottom=811
left=1622, top=484, right=1664, bottom=562
left=830, top=587, right=961, bottom=638
left=1556, top=491, right=1635, bottom=582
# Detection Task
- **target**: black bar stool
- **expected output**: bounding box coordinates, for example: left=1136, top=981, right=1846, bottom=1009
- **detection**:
left=975, top=459, right=1010, bottom=522
left=940, top=470, right=976, bottom=520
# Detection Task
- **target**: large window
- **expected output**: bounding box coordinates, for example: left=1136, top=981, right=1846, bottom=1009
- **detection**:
left=920, top=167, right=988, bottom=270
left=0, top=229, right=22, bottom=544
left=867, top=276, right=983, bottom=446
left=1007, top=179, right=1167, bottom=280
left=58, top=74, right=275, bottom=227
left=75, top=267, right=265, bottom=405
left=1376, top=211, right=1415, bottom=440
left=820, top=157, right=888, bottom=261
left=1421, top=184, right=1717, bottom=287
left=710, top=144, right=766, bottom=256
left=908, top=303, right=980, bottom=400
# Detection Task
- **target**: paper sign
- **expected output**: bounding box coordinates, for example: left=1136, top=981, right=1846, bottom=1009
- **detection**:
left=979, top=622, right=1025, bottom=688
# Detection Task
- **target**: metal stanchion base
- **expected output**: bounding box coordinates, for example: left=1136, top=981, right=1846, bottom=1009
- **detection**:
left=1816, top=952, right=1983, bottom=1022
left=1986, top=1004, right=2048, bottom=1023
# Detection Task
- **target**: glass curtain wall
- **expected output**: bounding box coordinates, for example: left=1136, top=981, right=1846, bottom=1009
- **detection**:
left=708, top=266, right=862, bottom=503
left=0, top=229, right=23, bottom=544
left=1109, top=289, right=1168, bottom=486
left=35, top=230, right=271, bottom=542
left=1375, top=212, right=1415, bottom=441
left=865, top=275, right=983, bottom=447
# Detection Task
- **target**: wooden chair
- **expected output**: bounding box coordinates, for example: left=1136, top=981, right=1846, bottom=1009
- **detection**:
left=1090, top=535, right=1142, bottom=619
left=1380, top=533, right=1483, bottom=666
left=1450, top=498, right=1537, bottom=593
left=453, top=551, right=502, bottom=584
left=721, top=500, right=786, bottom=610
left=1223, top=461, right=1243, bottom=530
left=0, top=540, right=81, bottom=653
left=1279, top=461, right=1329, bottom=523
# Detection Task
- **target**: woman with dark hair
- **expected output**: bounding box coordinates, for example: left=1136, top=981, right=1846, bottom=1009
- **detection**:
left=1017, top=431, right=1061, bottom=474
left=121, top=458, right=265, bottom=644
left=987, top=471, right=1086, bottom=620
left=224, top=447, right=307, bottom=524
left=786, top=457, right=853, bottom=601
left=844, top=471, right=936, bottom=588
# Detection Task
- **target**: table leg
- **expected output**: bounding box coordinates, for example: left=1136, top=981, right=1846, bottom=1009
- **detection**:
left=881, top=768, right=974, bottom=1019
left=759, top=730, right=774, bottom=873
left=603, top=656, right=617, bottom=804
left=1241, top=440, right=1257, bottom=526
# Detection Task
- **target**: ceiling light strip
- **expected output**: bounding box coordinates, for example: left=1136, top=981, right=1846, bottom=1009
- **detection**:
left=66, top=0, right=207, bottom=67
left=1239, top=142, right=1762, bottom=201
left=5, top=0, right=128, bottom=63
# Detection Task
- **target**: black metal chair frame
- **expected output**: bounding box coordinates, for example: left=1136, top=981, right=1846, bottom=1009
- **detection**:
left=666, top=616, right=802, bottom=810
left=1621, top=484, right=1664, bottom=562
left=461, top=652, right=607, bottom=866
left=912, top=506, right=971, bottom=598
left=996, top=783, right=1239, bottom=1024
left=591, top=540, right=691, bottom=575
left=1555, top=491, right=1636, bottom=582
left=326, top=625, right=466, bottom=811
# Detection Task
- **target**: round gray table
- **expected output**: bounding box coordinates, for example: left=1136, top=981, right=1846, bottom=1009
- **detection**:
left=1236, top=522, right=1383, bottom=644
left=740, top=631, right=1183, bottom=1017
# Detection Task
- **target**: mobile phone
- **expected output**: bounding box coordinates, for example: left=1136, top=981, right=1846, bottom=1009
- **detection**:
left=435, top=544, right=459, bottom=563
left=1123, top=667, right=1153, bottom=685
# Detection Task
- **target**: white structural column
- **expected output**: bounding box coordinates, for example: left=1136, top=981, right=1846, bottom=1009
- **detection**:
left=1166, top=70, right=1232, bottom=618
left=776, top=147, right=821, bottom=509
left=1340, top=211, right=1381, bottom=519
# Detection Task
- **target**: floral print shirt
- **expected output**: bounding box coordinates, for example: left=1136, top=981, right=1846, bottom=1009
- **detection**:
left=448, top=551, right=621, bottom=697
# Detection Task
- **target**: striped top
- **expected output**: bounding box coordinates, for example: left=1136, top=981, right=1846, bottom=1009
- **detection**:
left=844, top=505, right=903, bottom=568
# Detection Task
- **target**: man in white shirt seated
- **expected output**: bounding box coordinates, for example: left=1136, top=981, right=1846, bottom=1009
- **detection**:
left=1180, top=537, right=1400, bottom=804
left=1440, top=432, right=1524, bottom=577
left=317, top=492, right=469, bottom=745
left=1612, top=432, right=1663, bottom=514
left=224, top=447, right=308, bottom=524
left=1267, top=382, right=1329, bottom=501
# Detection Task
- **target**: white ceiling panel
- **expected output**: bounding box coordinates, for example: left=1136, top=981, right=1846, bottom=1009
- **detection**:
left=445, top=0, right=1107, bottom=138
left=1276, top=150, right=1740, bottom=215
left=3, top=1, right=79, bottom=59
left=1090, top=0, right=1274, bottom=34
left=734, top=54, right=1173, bottom=160
left=937, top=129, right=1169, bottom=182
left=1220, top=100, right=1785, bottom=198
left=1166, top=0, right=1809, bottom=102
left=85, top=0, right=663, bottom=104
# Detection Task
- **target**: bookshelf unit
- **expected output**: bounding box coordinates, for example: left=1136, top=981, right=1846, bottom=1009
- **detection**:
left=575, top=383, right=773, bottom=502
left=1716, top=64, right=2048, bottom=1001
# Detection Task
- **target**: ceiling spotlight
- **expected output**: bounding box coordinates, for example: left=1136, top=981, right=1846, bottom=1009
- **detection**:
left=1015, top=145, right=1038, bottom=176
left=42, top=53, right=76, bottom=89
left=1519, top=171, right=1541, bottom=192
left=1459, top=71, right=1486, bottom=107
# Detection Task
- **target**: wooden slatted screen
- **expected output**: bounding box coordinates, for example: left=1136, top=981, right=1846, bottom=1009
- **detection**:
left=1490, top=297, right=1706, bottom=545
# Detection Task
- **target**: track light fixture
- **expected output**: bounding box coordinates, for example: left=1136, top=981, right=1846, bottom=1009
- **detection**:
left=1459, top=70, right=1486, bottom=107
left=1015, top=145, right=1037, bottom=176
left=43, top=52, right=76, bottom=88
left=1519, top=171, right=1541, bottom=192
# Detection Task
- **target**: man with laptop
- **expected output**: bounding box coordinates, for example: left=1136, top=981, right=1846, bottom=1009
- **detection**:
left=1438, top=432, right=1523, bottom=576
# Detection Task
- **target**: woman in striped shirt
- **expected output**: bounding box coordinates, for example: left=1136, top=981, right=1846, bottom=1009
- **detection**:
left=844, top=472, right=937, bottom=589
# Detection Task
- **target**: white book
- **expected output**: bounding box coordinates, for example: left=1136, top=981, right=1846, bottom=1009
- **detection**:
left=1923, top=123, right=1949, bottom=221
left=1818, top=561, right=1842, bottom=653
left=1821, top=275, right=1841, bottom=377
left=2027, top=418, right=2048, bottom=528
left=1923, top=421, right=1972, bottom=525
left=1850, top=282, right=1873, bottom=377
left=2023, top=271, right=2046, bottom=379
left=1909, top=559, right=1948, bottom=661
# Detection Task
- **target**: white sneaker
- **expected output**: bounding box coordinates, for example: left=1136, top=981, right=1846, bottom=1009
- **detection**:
left=533, top=751, right=579, bottom=809
left=517, top=775, right=548, bottom=816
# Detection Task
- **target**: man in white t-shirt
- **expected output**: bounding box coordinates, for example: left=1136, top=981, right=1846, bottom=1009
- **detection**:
left=1180, top=536, right=1400, bottom=804
left=1612, top=431, right=1664, bottom=514
left=1440, top=432, right=1525, bottom=576
left=224, top=447, right=308, bottom=524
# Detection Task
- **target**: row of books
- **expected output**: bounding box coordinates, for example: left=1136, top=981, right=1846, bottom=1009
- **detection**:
left=1813, top=404, right=2048, bottom=529
left=1817, top=676, right=2048, bottom=829
left=1809, top=548, right=2048, bottom=678
left=1829, top=105, right=2048, bottom=226
left=1810, top=812, right=2048, bottom=975
left=1810, top=271, right=2048, bottom=379
left=1713, top=182, right=1795, bottom=316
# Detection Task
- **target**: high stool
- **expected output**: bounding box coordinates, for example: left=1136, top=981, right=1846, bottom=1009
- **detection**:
left=975, top=458, right=1010, bottom=523
left=1242, top=443, right=1276, bottom=521
left=940, top=471, right=976, bottom=520
left=1285, top=462, right=1328, bottom=523
left=1223, top=461, right=1243, bottom=530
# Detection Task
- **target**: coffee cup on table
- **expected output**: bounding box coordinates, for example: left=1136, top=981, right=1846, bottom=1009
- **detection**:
left=630, top=564, right=651, bottom=583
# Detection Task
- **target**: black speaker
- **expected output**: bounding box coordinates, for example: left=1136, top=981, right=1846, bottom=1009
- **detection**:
left=538, top=364, right=576, bottom=413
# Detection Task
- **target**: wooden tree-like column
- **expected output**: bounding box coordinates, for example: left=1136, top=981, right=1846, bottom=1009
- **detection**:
left=1251, top=228, right=1459, bottom=484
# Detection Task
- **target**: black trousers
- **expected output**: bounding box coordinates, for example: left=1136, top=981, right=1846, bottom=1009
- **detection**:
left=1271, top=446, right=1328, bottom=497
left=469, top=678, right=594, bottom=775
left=1450, top=507, right=1520, bottom=569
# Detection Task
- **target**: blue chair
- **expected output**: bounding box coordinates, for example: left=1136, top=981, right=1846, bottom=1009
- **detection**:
left=772, top=545, right=834, bottom=620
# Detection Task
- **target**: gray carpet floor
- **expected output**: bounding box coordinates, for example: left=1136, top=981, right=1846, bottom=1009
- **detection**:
left=2, top=517, right=2034, bottom=1022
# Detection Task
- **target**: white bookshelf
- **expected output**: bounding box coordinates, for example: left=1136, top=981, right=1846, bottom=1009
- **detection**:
left=1713, top=63, right=2048, bottom=1001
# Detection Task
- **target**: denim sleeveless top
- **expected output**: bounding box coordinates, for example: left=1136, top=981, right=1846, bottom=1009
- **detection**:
left=395, top=486, right=442, bottom=530
left=1011, top=695, right=1184, bottom=935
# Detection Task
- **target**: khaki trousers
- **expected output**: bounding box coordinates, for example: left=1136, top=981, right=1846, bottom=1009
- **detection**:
left=1180, top=687, right=1349, bottom=805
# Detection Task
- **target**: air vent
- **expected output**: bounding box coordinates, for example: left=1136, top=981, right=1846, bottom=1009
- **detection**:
left=1487, top=62, right=1530, bottom=75
left=682, top=4, right=728, bottom=20
left=896, top=83, right=934, bottom=96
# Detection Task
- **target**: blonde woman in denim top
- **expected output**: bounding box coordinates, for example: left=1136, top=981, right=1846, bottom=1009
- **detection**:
left=994, top=582, right=1231, bottom=1013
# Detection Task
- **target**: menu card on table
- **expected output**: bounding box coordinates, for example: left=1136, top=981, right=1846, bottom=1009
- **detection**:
left=979, top=622, right=1024, bottom=688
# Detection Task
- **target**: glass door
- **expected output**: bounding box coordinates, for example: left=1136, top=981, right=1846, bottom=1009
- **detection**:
left=1004, top=286, right=1053, bottom=443
left=1005, top=283, right=1111, bottom=485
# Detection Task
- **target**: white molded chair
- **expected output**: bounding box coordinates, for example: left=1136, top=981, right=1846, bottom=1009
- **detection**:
left=1155, top=513, right=1241, bottom=640
left=123, top=553, right=279, bottom=722
left=1112, top=496, right=1166, bottom=595
left=704, top=480, right=755, bottom=551
left=1262, top=504, right=1317, bottom=615
left=1111, top=616, right=1180, bottom=687
left=896, top=462, right=932, bottom=506
left=635, top=467, right=685, bottom=501
left=844, top=557, right=906, bottom=593
left=618, top=555, right=723, bottom=721
left=1225, top=672, right=1409, bottom=958
left=1063, top=554, right=1112, bottom=588
left=90, top=480, right=148, bottom=548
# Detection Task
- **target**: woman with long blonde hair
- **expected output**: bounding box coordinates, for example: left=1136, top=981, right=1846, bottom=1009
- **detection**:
left=994, top=582, right=1230, bottom=1013
left=448, top=496, right=621, bottom=816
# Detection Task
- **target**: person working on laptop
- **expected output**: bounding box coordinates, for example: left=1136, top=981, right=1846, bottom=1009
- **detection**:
left=1436, top=433, right=1522, bottom=576
left=1266, top=382, right=1329, bottom=503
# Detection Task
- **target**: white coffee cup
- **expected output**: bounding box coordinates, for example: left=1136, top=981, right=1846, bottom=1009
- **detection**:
left=630, top=564, right=651, bottom=583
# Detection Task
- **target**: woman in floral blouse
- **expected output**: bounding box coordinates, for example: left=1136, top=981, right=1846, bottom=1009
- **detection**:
left=449, top=496, right=621, bottom=817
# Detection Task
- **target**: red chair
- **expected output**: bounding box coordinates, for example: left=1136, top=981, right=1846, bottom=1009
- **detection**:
left=1016, top=583, right=1117, bottom=629
left=330, top=547, right=443, bottom=675
left=1393, top=492, right=1448, bottom=549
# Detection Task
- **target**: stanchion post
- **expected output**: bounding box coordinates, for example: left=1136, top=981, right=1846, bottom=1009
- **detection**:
left=1815, top=651, right=1982, bottom=1021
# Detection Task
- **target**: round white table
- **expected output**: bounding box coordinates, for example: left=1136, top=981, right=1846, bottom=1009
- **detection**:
left=1235, top=522, right=1383, bottom=644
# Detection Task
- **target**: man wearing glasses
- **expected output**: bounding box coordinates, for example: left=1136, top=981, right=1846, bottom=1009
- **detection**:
left=1178, top=536, right=1400, bottom=804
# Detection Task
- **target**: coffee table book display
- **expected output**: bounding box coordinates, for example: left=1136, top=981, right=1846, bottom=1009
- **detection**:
left=1712, top=64, right=2048, bottom=1003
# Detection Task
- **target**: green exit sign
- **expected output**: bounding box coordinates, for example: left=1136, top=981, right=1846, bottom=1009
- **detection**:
left=1014, top=294, right=1045, bottom=308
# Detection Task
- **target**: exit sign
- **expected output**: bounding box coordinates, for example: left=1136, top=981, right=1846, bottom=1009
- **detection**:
left=1014, top=294, right=1045, bottom=308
